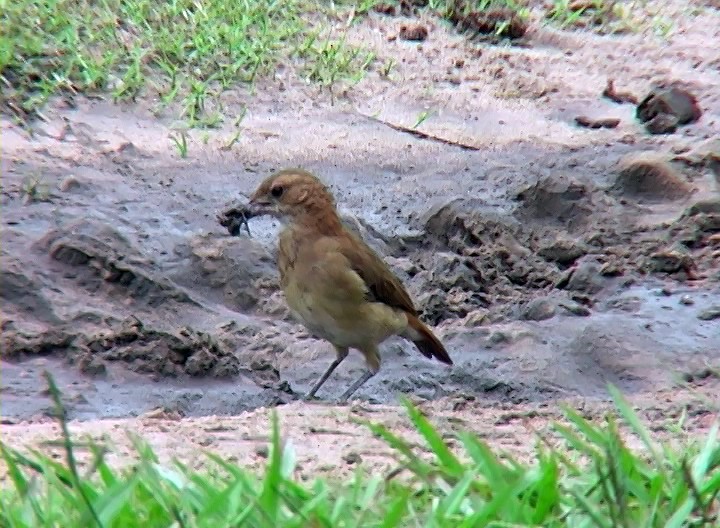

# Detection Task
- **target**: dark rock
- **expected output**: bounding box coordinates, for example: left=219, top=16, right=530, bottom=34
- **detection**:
left=637, top=86, right=702, bottom=125
left=565, top=261, right=606, bottom=294
left=538, top=237, right=588, bottom=265
left=575, top=116, right=620, bottom=129
left=521, top=298, right=556, bottom=321
left=697, top=306, right=720, bottom=321
left=644, top=113, right=679, bottom=134
left=649, top=244, right=694, bottom=274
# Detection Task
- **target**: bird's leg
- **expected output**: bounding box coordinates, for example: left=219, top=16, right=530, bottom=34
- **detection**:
left=338, top=370, right=375, bottom=403
left=304, top=346, right=348, bottom=401
left=338, top=344, right=380, bottom=403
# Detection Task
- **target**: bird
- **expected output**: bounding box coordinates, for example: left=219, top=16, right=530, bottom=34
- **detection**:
left=247, top=168, right=453, bottom=402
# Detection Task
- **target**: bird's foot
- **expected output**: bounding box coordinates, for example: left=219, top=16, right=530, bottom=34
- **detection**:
left=337, top=370, right=375, bottom=404
left=302, top=392, right=322, bottom=403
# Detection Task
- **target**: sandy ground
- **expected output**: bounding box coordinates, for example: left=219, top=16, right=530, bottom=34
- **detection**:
left=1, top=379, right=718, bottom=480
left=1, top=0, right=719, bottom=472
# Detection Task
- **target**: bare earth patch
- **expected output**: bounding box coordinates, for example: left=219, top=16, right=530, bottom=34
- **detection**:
left=1, top=0, right=719, bottom=474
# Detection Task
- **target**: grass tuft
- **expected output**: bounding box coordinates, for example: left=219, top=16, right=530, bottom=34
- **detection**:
left=0, top=0, right=375, bottom=127
left=544, top=0, right=669, bottom=35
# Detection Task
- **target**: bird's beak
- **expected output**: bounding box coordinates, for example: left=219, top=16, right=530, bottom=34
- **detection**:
left=247, top=193, right=275, bottom=217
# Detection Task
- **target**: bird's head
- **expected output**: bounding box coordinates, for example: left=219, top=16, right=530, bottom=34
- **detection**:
left=248, top=168, right=337, bottom=222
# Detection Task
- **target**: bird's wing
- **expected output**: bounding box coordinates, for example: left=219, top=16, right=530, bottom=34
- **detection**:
left=334, top=232, right=418, bottom=316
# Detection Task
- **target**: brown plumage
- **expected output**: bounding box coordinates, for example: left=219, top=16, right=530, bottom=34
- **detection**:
left=248, top=168, right=452, bottom=402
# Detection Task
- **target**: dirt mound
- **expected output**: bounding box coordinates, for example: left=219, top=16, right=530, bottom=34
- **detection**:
left=0, top=325, right=74, bottom=358
left=1, top=316, right=241, bottom=378
left=34, top=219, right=197, bottom=307
left=72, top=316, right=241, bottom=378
left=0, top=258, right=61, bottom=324
left=514, top=177, right=594, bottom=231
left=171, top=233, right=281, bottom=315
left=410, top=173, right=719, bottom=325
left=613, top=153, right=693, bottom=201
left=416, top=197, right=570, bottom=323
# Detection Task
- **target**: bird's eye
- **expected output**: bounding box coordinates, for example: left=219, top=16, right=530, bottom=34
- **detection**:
left=271, top=186, right=283, bottom=198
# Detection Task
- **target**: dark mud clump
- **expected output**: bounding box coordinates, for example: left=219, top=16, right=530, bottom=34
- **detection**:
left=373, top=2, right=396, bottom=16
left=72, top=316, right=241, bottom=377
left=0, top=325, right=75, bottom=358
left=399, top=23, right=429, bottom=42
left=447, top=2, right=528, bottom=40
left=376, top=0, right=528, bottom=41
left=636, top=86, right=703, bottom=135
left=412, top=251, right=489, bottom=325
left=416, top=197, right=563, bottom=323
left=409, top=173, right=720, bottom=325
left=1, top=316, right=241, bottom=378
left=575, top=116, right=620, bottom=129
left=603, top=79, right=639, bottom=105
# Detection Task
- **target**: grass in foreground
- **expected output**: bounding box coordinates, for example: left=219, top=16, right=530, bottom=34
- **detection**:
left=1, top=373, right=719, bottom=527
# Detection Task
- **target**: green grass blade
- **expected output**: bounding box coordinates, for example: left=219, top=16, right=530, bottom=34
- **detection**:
left=401, top=398, right=464, bottom=477
left=436, top=470, right=475, bottom=518
left=380, top=489, right=411, bottom=528
left=93, top=474, right=140, bottom=526
left=259, top=410, right=283, bottom=523
left=607, top=384, right=660, bottom=463
left=692, top=422, right=719, bottom=482
left=361, top=420, right=435, bottom=481
left=1, top=443, right=30, bottom=497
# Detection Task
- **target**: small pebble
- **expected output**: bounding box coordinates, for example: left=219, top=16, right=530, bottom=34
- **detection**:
left=59, top=175, right=81, bottom=192
left=558, top=302, right=592, bottom=317
left=679, top=295, right=694, bottom=306
left=343, top=451, right=362, bottom=465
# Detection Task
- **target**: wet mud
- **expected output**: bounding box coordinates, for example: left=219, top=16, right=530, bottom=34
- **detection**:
left=2, top=1, right=719, bottom=423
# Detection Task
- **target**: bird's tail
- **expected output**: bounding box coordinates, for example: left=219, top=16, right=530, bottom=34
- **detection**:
left=403, top=314, right=453, bottom=365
